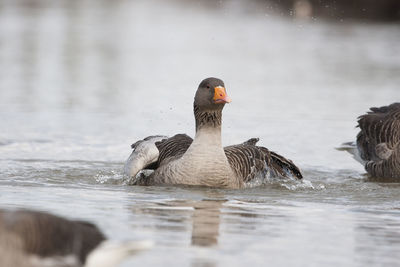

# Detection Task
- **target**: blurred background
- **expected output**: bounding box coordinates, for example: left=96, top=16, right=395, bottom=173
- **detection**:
left=1, top=1, right=400, bottom=266
left=0, top=0, right=399, bottom=169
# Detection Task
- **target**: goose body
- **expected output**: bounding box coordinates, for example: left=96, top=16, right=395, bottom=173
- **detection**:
left=0, top=209, right=151, bottom=267
left=338, top=103, right=400, bottom=179
left=124, top=78, right=302, bottom=188
left=153, top=125, right=240, bottom=188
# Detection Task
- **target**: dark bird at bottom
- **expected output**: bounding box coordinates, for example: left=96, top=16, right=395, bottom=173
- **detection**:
left=0, top=209, right=151, bottom=267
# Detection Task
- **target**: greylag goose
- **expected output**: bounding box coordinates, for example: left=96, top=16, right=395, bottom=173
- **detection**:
left=124, top=77, right=302, bottom=188
left=0, top=209, right=151, bottom=267
left=337, top=103, right=400, bottom=179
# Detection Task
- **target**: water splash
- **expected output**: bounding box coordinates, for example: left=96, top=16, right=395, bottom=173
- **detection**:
left=94, top=170, right=124, bottom=185
left=280, top=178, right=325, bottom=191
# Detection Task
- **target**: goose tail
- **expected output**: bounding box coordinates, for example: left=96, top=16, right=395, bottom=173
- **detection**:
left=336, top=141, right=366, bottom=165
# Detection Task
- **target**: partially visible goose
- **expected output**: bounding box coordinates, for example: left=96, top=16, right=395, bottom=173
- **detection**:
left=0, top=209, right=151, bottom=267
left=124, top=77, right=302, bottom=188
left=337, top=103, right=400, bottom=179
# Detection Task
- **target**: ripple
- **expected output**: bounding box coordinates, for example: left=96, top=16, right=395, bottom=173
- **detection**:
left=94, top=171, right=125, bottom=185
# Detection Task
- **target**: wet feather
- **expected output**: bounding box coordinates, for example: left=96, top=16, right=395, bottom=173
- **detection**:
left=356, top=102, right=400, bottom=179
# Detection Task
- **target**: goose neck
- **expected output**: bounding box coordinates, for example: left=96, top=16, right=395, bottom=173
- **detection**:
left=194, top=104, right=223, bottom=133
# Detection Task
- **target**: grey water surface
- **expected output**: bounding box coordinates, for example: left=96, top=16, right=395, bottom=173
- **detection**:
left=1, top=0, right=400, bottom=266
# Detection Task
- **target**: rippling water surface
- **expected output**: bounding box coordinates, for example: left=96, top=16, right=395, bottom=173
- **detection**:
left=1, top=0, right=400, bottom=266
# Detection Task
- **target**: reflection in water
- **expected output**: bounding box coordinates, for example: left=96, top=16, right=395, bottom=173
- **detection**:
left=190, top=198, right=225, bottom=267
left=191, top=199, right=225, bottom=247
left=191, top=258, right=217, bottom=267
left=130, top=200, right=192, bottom=233
left=130, top=194, right=226, bottom=247
left=129, top=194, right=226, bottom=267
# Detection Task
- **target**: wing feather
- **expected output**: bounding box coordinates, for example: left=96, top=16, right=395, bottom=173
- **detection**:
left=155, top=134, right=193, bottom=166
left=224, top=141, right=302, bottom=184
left=356, top=103, right=400, bottom=179
left=357, top=103, right=400, bottom=162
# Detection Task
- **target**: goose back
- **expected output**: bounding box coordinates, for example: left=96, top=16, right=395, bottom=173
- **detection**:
left=0, top=209, right=105, bottom=264
left=357, top=103, right=400, bottom=178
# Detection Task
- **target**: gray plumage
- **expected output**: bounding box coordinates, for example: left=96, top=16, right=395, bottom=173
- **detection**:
left=338, top=103, right=400, bottom=179
left=225, top=141, right=302, bottom=184
left=357, top=103, right=400, bottom=179
left=0, top=209, right=105, bottom=267
left=124, top=77, right=302, bottom=188
left=0, top=209, right=152, bottom=267
left=155, top=134, right=193, bottom=166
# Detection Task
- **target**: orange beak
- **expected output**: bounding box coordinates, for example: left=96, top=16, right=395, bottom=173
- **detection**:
left=213, top=86, right=232, bottom=104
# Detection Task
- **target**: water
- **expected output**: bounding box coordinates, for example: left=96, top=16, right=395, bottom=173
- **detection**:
left=1, top=0, right=400, bottom=266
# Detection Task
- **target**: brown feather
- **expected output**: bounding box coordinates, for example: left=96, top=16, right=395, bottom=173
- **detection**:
left=224, top=142, right=302, bottom=184
left=356, top=103, right=400, bottom=179
left=155, top=134, right=193, bottom=166
left=224, top=144, right=267, bottom=183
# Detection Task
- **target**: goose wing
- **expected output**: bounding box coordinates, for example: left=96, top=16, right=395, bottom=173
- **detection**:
left=357, top=103, right=400, bottom=162
left=269, top=150, right=303, bottom=179
left=224, top=138, right=302, bottom=184
left=124, top=134, right=193, bottom=179
left=357, top=103, right=400, bottom=178
left=155, top=134, right=193, bottom=166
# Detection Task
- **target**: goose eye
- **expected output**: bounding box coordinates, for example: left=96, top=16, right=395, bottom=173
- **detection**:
left=206, top=86, right=210, bottom=89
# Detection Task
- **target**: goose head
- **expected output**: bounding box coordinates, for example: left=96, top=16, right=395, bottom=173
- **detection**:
left=194, top=77, right=231, bottom=111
